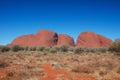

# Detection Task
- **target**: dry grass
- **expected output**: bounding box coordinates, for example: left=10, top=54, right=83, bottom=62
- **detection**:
left=0, top=51, right=120, bottom=80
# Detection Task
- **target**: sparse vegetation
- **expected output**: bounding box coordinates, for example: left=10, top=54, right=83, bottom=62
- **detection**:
left=0, top=46, right=10, bottom=52
left=0, top=51, right=120, bottom=80
left=29, top=46, right=37, bottom=51
left=0, top=45, right=10, bottom=52
left=49, top=48, right=57, bottom=53
left=36, top=46, right=45, bottom=51
left=59, top=45, right=68, bottom=52
left=44, top=47, right=51, bottom=52
left=74, top=47, right=84, bottom=54
left=109, top=38, right=120, bottom=53
left=11, top=45, right=24, bottom=52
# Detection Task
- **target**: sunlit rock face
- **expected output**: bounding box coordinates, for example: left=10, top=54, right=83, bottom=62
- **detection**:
left=57, top=34, right=75, bottom=46
left=8, top=30, right=58, bottom=47
left=76, top=31, right=112, bottom=47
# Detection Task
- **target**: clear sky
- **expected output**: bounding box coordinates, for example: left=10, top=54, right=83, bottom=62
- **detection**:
left=0, top=0, right=120, bottom=45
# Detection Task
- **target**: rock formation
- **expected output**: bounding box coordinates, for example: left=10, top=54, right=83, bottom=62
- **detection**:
left=57, top=34, right=75, bottom=46
left=8, top=30, right=58, bottom=47
left=76, top=31, right=112, bottom=47
left=8, top=30, right=112, bottom=47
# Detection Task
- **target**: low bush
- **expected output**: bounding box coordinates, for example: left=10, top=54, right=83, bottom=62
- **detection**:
left=68, top=47, right=74, bottom=52
left=24, top=46, right=29, bottom=51
left=36, top=46, right=45, bottom=51
left=11, top=45, right=24, bottom=52
left=109, top=38, right=120, bottom=53
left=49, top=48, right=57, bottom=53
left=74, top=47, right=84, bottom=54
left=59, top=45, right=68, bottom=52
left=44, top=47, right=51, bottom=52
left=0, top=45, right=10, bottom=52
left=30, top=47, right=37, bottom=51
left=52, top=46, right=60, bottom=51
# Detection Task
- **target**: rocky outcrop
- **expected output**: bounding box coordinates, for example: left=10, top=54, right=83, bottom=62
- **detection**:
left=97, top=34, right=112, bottom=47
left=36, top=30, right=58, bottom=46
left=76, top=31, right=112, bottom=47
left=57, top=34, right=75, bottom=46
left=8, top=34, right=37, bottom=47
left=8, top=30, right=112, bottom=47
left=8, top=30, right=58, bottom=47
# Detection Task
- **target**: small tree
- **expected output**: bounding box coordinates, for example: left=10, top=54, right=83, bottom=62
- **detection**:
left=30, top=47, right=37, bottom=51
left=59, top=45, right=68, bottom=52
left=109, top=38, right=120, bottom=52
left=74, top=47, right=84, bottom=54
left=24, top=46, right=29, bottom=51
left=49, top=48, right=57, bottom=53
left=11, top=45, right=24, bottom=52
left=36, top=46, right=45, bottom=51
left=0, top=45, right=10, bottom=52
left=44, top=47, right=51, bottom=52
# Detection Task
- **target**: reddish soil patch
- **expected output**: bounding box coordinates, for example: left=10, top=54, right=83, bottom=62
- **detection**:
left=39, top=64, right=96, bottom=80
left=0, top=65, right=22, bottom=80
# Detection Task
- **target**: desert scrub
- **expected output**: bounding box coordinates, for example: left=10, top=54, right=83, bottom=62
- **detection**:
left=27, top=47, right=37, bottom=51
left=68, top=47, right=74, bottom=52
left=49, top=48, right=57, bottom=53
left=11, top=45, right=24, bottom=52
left=59, top=45, right=68, bottom=52
left=30, top=47, right=37, bottom=51
left=109, top=38, right=120, bottom=53
left=36, top=46, right=45, bottom=51
left=74, top=47, right=84, bottom=54
left=52, top=46, right=60, bottom=51
left=0, top=45, right=10, bottom=52
left=44, top=47, right=51, bottom=52
left=71, top=64, right=93, bottom=74
left=24, top=46, right=29, bottom=51
left=97, top=47, right=108, bottom=53
left=0, top=62, right=9, bottom=68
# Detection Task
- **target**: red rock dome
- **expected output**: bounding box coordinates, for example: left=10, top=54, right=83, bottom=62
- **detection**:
left=76, top=31, right=112, bottom=47
left=8, top=30, right=58, bottom=47
left=57, top=34, right=75, bottom=46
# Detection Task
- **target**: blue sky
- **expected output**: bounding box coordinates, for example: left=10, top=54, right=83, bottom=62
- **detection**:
left=0, top=0, right=120, bottom=45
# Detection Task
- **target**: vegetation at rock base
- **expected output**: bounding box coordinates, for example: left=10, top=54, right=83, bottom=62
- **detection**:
left=109, top=38, right=120, bottom=53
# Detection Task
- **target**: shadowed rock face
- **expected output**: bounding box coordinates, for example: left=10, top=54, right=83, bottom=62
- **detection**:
left=76, top=31, right=112, bottom=47
left=57, top=34, right=75, bottom=46
left=8, top=30, right=58, bottom=47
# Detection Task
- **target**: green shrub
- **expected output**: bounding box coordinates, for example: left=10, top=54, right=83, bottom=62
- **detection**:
left=24, top=46, right=29, bottom=51
left=36, top=46, right=45, bottom=51
left=52, top=46, right=60, bottom=51
left=0, top=45, right=10, bottom=52
left=30, top=47, right=37, bottom=51
left=11, top=45, right=24, bottom=52
left=59, top=45, right=68, bottom=52
left=44, top=47, right=50, bottom=52
left=109, top=38, right=120, bottom=52
left=97, top=47, right=108, bottom=53
left=68, top=47, right=74, bottom=52
left=74, top=47, right=84, bottom=54
left=49, top=48, right=57, bottom=53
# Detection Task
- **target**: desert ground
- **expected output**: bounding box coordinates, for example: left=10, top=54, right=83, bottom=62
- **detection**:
left=0, top=51, right=120, bottom=80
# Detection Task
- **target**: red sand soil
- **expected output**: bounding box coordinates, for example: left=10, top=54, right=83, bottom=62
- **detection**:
left=39, top=63, right=96, bottom=80
left=0, top=65, right=22, bottom=79
left=0, top=63, right=96, bottom=80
